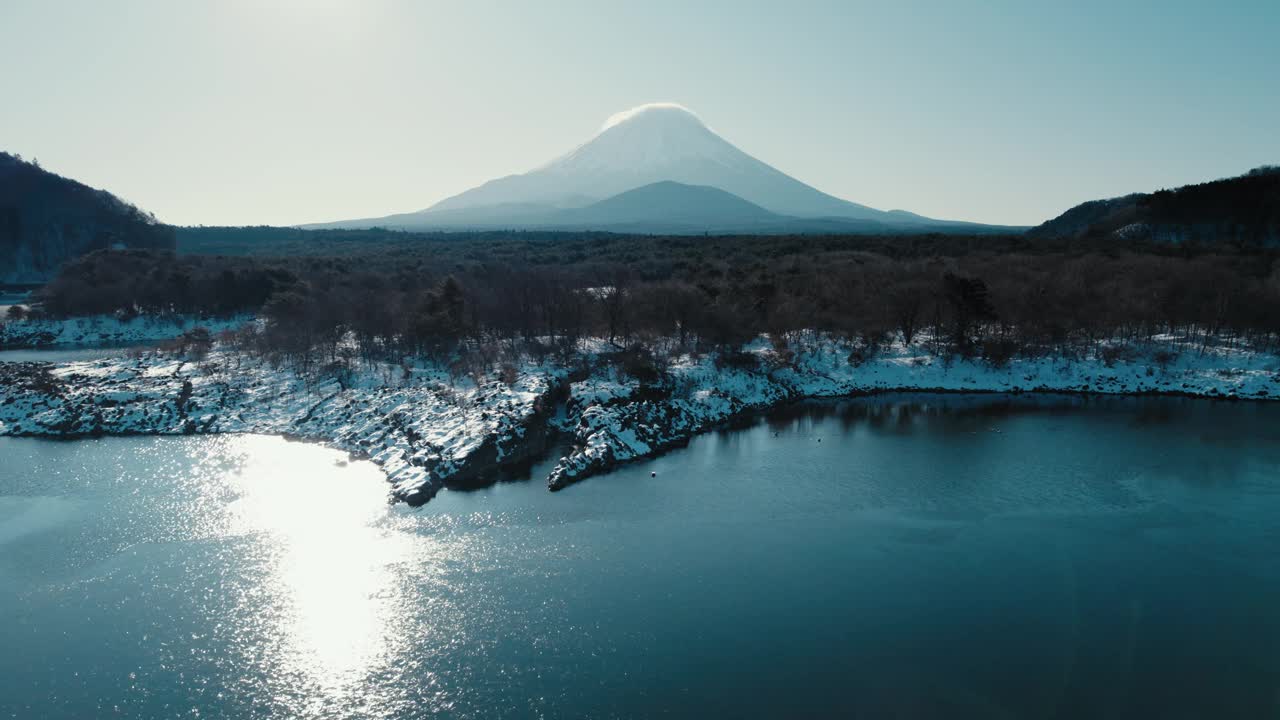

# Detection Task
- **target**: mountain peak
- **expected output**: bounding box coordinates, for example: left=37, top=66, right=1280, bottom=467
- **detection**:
left=540, top=103, right=727, bottom=178
left=600, top=103, right=707, bottom=132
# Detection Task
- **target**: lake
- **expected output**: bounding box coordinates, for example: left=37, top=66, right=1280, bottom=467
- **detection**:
left=2, top=394, right=1278, bottom=718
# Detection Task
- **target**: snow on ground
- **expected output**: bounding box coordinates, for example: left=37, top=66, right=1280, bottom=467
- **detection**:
left=545, top=336, right=1280, bottom=490
left=0, top=314, right=252, bottom=348
left=0, top=351, right=559, bottom=504
left=1, top=333, right=1277, bottom=503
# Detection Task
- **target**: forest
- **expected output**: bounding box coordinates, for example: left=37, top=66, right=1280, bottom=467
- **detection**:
left=21, top=228, right=1280, bottom=380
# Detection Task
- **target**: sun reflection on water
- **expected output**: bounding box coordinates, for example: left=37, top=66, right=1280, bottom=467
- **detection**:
left=206, top=436, right=438, bottom=712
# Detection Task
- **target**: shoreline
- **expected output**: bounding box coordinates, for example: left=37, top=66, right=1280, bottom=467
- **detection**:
left=2, top=384, right=1267, bottom=503
left=543, top=385, right=1277, bottom=493
left=548, top=383, right=1276, bottom=492
left=2, top=334, right=1277, bottom=504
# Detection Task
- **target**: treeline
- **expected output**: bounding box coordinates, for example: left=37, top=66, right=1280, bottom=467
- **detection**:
left=27, top=240, right=1280, bottom=371
left=176, top=225, right=1222, bottom=268
left=1144, top=165, right=1280, bottom=227
left=38, top=250, right=293, bottom=317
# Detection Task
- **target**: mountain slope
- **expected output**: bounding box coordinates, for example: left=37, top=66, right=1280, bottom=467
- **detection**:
left=566, top=181, right=780, bottom=226
left=1029, top=166, right=1280, bottom=244
left=0, top=152, right=175, bottom=283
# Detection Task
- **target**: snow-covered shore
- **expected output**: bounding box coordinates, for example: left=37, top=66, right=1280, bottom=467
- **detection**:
left=547, top=336, right=1279, bottom=488
left=0, top=352, right=560, bottom=504
left=0, top=314, right=251, bottom=348
left=1, top=334, right=1277, bottom=503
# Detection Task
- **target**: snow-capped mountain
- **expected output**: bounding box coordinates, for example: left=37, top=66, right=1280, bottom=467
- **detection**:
left=431, top=103, right=886, bottom=220
left=307, top=103, right=1023, bottom=233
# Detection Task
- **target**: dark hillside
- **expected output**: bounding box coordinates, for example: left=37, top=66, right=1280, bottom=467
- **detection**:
left=0, top=152, right=175, bottom=282
left=1029, top=166, right=1280, bottom=245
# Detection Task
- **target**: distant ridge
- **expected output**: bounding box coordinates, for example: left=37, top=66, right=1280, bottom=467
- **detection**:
left=1028, top=166, right=1280, bottom=245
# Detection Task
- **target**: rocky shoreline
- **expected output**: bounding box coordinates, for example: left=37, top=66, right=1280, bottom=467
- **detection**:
left=0, top=354, right=561, bottom=504
left=2, top=335, right=1278, bottom=504
left=545, top=337, right=1279, bottom=491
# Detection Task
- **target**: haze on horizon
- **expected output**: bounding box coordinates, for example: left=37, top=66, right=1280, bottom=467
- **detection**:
left=1, top=0, right=1277, bottom=228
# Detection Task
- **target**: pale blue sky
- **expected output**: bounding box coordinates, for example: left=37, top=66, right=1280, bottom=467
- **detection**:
left=2, top=0, right=1277, bottom=226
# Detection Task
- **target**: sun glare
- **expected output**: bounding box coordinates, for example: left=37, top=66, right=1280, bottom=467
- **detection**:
left=222, top=437, right=413, bottom=690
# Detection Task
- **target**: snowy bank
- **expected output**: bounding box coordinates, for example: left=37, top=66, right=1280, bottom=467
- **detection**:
left=0, top=351, right=560, bottom=504
left=0, top=314, right=252, bottom=349
left=1, top=334, right=1277, bottom=503
left=546, top=336, right=1280, bottom=489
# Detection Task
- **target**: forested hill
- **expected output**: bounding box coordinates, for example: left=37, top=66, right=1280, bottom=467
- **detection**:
left=0, top=152, right=175, bottom=283
left=1029, top=166, right=1280, bottom=245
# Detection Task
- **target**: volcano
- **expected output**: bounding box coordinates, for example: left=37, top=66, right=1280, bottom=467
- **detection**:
left=308, top=103, right=1021, bottom=234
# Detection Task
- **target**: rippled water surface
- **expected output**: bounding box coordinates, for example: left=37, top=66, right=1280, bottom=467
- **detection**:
left=2, top=394, right=1279, bottom=718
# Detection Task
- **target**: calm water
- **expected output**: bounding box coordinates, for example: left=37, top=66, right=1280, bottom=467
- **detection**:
left=2, top=395, right=1279, bottom=719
